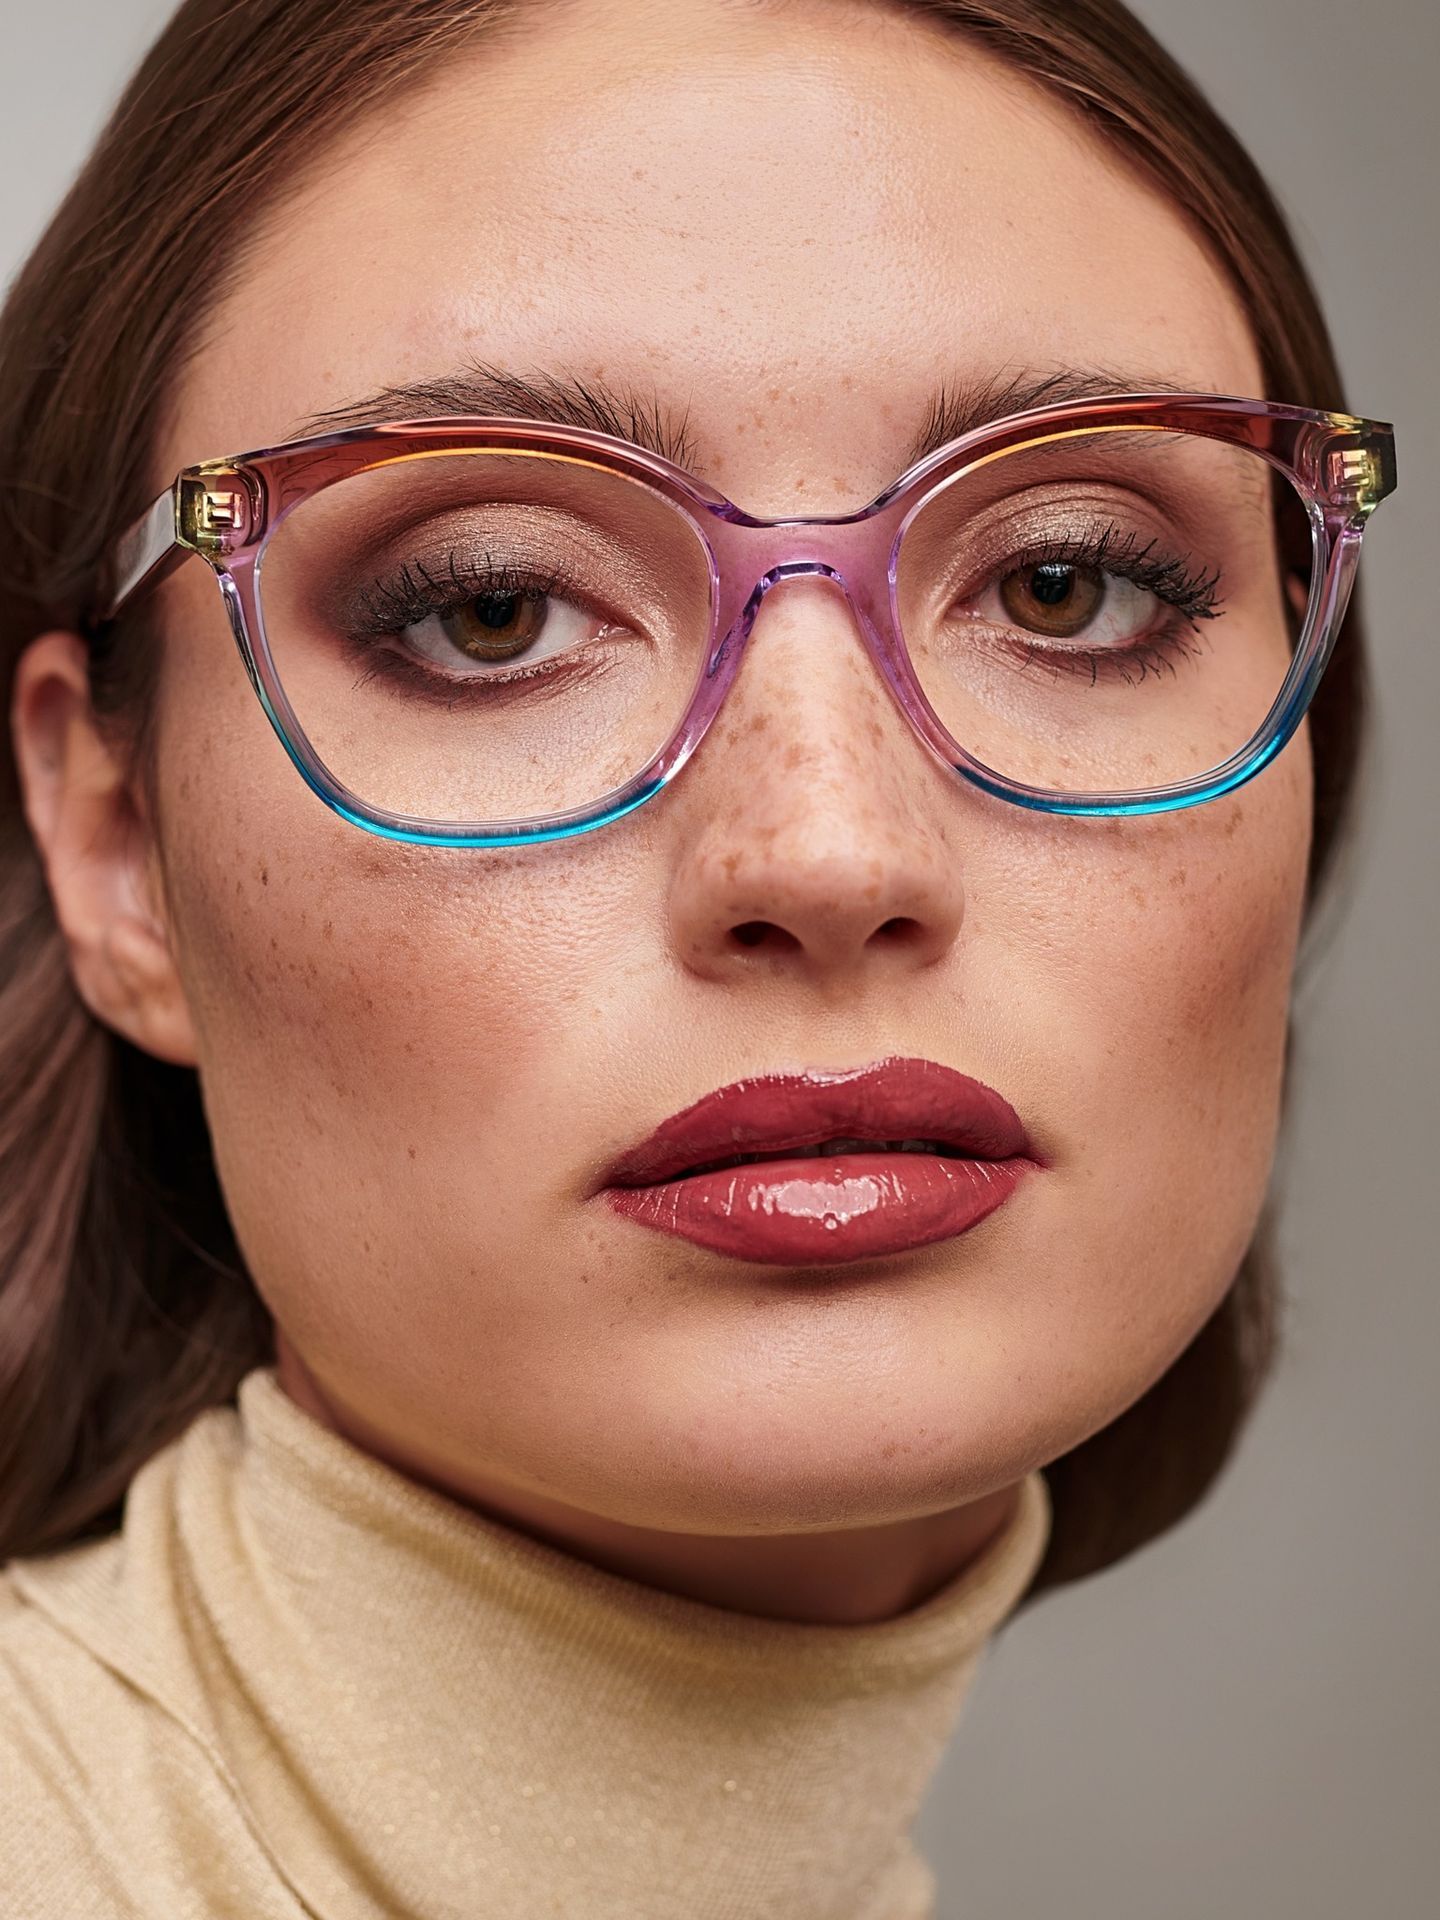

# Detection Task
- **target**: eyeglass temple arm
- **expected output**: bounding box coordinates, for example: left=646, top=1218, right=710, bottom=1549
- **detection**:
left=100, top=460, right=257, bottom=620
left=99, top=485, right=189, bottom=622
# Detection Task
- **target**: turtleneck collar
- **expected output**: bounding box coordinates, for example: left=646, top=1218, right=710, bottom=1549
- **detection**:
left=9, top=1364, right=1050, bottom=1920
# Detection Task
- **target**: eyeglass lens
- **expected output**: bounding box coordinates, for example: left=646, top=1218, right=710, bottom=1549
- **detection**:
left=254, top=430, right=1309, bottom=825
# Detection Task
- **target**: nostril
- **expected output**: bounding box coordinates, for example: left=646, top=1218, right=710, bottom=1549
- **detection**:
left=730, top=917, right=921, bottom=952
left=879, top=916, right=922, bottom=943
left=731, top=920, right=800, bottom=950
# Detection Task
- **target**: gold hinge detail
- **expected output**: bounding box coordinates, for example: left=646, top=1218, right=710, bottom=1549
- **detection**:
left=1326, top=445, right=1383, bottom=510
left=179, top=473, right=248, bottom=552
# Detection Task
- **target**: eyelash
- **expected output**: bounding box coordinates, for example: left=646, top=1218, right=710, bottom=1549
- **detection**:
left=979, top=522, right=1225, bottom=686
left=343, top=551, right=597, bottom=700
left=1005, top=522, right=1223, bottom=618
left=352, top=552, right=574, bottom=639
left=343, top=521, right=1226, bottom=698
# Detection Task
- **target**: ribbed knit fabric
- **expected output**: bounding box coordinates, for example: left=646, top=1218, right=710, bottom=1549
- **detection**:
left=0, top=1364, right=1050, bottom=1920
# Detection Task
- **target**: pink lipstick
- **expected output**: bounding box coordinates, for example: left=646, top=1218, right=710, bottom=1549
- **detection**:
left=597, top=1055, right=1043, bottom=1266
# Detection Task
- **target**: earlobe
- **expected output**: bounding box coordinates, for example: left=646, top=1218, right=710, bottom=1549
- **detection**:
left=9, top=627, right=200, bottom=1069
left=96, top=880, right=202, bottom=1068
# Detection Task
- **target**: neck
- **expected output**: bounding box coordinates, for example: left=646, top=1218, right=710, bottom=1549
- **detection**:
left=8, top=1362, right=1053, bottom=1920
left=275, top=1334, right=1026, bottom=1625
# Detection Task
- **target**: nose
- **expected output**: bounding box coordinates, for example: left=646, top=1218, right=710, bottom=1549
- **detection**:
left=663, top=569, right=969, bottom=994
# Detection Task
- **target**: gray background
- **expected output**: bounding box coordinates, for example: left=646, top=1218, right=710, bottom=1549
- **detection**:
left=2, top=2, right=1435, bottom=1914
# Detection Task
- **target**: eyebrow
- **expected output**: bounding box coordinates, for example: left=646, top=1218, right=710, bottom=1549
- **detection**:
left=286, top=360, right=1211, bottom=479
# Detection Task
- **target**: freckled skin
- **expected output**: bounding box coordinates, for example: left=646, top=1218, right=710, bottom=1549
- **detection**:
left=21, top=0, right=1310, bottom=1623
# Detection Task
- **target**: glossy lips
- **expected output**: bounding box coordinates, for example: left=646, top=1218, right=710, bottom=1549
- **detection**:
left=598, top=1055, right=1043, bottom=1266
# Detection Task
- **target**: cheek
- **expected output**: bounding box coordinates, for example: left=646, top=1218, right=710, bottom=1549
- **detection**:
left=148, top=608, right=629, bottom=1331
left=999, top=731, right=1313, bottom=1419
left=1122, top=755, right=1309, bottom=1151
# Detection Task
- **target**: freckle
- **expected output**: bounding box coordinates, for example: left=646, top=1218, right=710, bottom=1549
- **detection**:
left=1130, top=884, right=1148, bottom=908
left=407, top=1144, right=417, bottom=1159
left=259, top=865, right=269, bottom=886
left=795, top=477, right=806, bottom=491
left=749, top=712, right=769, bottom=735
left=1173, top=866, right=1188, bottom=887
left=722, top=850, right=740, bottom=879
left=322, top=919, right=333, bottom=939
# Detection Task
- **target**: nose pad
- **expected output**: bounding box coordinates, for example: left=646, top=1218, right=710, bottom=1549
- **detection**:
left=677, top=549, right=931, bottom=810
left=725, top=560, right=906, bottom=725
left=722, top=560, right=881, bottom=670
left=703, top=562, right=921, bottom=784
left=757, top=558, right=869, bottom=615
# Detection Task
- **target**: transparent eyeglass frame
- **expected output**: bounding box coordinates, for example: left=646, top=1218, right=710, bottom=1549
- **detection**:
left=98, top=391, right=1397, bottom=848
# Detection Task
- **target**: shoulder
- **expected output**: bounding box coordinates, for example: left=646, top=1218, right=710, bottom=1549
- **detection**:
left=0, top=1562, right=302, bottom=1920
left=0, top=1562, right=149, bottom=1916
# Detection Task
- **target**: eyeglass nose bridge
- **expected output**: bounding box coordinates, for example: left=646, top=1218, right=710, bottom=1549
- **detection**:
left=705, top=539, right=902, bottom=687
left=709, top=497, right=901, bottom=628
left=715, top=557, right=869, bottom=662
left=706, top=489, right=908, bottom=658
left=682, top=521, right=951, bottom=793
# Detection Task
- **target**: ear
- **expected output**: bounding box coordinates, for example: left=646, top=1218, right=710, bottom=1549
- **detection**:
left=9, top=628, right=199, bottom=1067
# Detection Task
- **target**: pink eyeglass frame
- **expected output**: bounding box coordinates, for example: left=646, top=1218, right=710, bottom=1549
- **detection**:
left=98, top=390, right=1396, bottom=847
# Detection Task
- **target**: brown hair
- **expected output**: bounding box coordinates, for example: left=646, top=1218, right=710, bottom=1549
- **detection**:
left=0, top=0, right=1371, bottom=1601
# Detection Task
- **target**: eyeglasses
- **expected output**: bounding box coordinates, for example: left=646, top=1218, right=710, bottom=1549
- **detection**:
left=97, top=391, right=1396, bottom=847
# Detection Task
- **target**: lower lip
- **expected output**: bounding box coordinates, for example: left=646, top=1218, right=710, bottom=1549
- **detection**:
left=601, top=1151, right=1039, bottom=1266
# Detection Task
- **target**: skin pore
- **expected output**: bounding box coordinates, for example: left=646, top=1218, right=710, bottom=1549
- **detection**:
left=12, top=0, right=1310, bottom=1623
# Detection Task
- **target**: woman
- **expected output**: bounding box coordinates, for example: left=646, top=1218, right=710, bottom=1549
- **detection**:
left=0, top=0, right=1397, bottom=1914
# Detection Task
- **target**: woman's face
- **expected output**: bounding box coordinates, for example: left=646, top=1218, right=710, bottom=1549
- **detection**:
left=76, top=0, right=1313, bottom=1606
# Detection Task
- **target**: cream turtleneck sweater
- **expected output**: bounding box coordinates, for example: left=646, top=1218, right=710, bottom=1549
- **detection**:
left=0, top=1364, right=1051, bottom=1920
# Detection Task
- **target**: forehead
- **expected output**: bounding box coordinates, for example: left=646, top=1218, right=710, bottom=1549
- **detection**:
left=172, top=0, right=1263, bottom=513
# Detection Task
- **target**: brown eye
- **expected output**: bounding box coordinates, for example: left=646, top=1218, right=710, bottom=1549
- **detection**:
left=441, top=591, right=547, bottom=662
left=999, top=563, right=1105, bottom=639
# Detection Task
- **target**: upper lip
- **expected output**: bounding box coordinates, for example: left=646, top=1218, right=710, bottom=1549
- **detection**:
left=598, top=1055, right=1036, bottom=1189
